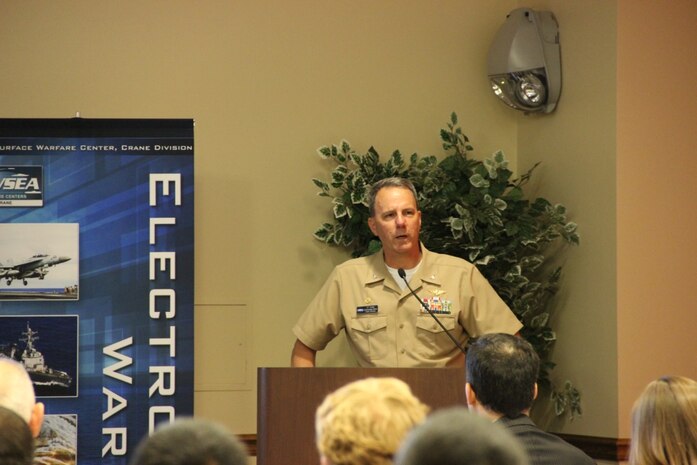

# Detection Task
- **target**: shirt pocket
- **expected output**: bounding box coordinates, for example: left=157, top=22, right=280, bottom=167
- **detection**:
left=349, top=316, right=388, bottom=361
left=415, top=315, right=457, bottom=357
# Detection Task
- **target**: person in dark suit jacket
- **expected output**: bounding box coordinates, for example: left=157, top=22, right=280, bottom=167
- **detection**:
left=465, top=333, right=595, bottom=465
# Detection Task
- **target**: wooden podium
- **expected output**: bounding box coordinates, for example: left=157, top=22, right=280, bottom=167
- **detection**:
left=257, top=367, right=466, bottom=465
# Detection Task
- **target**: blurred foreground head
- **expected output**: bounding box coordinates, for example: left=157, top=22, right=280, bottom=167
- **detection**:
left=315, top=377, right=429, bottom=465
left=0, top=358, right=44, bottom=437
left=0, top=406, right=34, bottom=465
left=629, top=376, right=697, bottom=465
left=130, top=418, right=248, bottom=465
left=395, top=407, right=529, bottom=465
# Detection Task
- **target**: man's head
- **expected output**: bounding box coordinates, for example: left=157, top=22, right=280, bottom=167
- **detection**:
left=0, top=406, right=34, bottom=465
left=0, top=358, right=44, bottom=437
left=367, top=178, right=422, bottom=267
left=465, top=333, right=540, bottom=419
left=395, top=406, right=529, bottom=465
left=315, top=377, right=429, bottom=465
left=129, top=418, right=248, bottom=465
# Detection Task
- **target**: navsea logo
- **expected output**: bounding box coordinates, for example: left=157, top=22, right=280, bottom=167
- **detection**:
left=0, top=166, right=43, bottom=207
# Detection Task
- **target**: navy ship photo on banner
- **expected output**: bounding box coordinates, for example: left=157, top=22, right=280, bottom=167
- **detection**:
left=0, top=315, right=78, bottom=397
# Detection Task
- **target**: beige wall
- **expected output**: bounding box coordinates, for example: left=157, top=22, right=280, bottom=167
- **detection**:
left=616, top=0, right=697, bottom=438
left=519, top=0, right=619, bottom=438
left=4, top=0, right=696, bottom=454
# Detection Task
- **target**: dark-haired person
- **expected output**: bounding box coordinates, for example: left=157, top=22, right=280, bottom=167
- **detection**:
left=395, top=406, right=529, bottom=465
left=0, top=406, right=34, bottom=465
left=292, top=177, right=521, bottom=368
left=466, top=333, right=595, bottom=465
left=130, top=418, right=248, bottom=465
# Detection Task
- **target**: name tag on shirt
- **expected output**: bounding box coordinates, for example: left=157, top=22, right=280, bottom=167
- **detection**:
left=356, top=305, right=378, bottom=314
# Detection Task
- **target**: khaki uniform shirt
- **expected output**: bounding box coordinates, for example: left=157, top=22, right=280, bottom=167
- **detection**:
left=293, top=245, right=522, bottom=367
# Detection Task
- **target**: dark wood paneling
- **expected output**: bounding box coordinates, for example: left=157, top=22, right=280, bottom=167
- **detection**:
left=237, top=434, right=256, bottom=457
left=557, top=433, right=630, bottom=462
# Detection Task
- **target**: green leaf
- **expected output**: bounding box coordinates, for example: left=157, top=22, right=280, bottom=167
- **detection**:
left=474, top=255, right=495, bottom=265
left=333, top=201, right=348, bottom=219
left=312, top=178, right=329, bottom=192
left=470, top=173, right=490, bottom=188
left=317, top=146, right=331, bottom=159
left=313, top=223, right=333, bottom=242
left=530, top=312, right=549, bottom=328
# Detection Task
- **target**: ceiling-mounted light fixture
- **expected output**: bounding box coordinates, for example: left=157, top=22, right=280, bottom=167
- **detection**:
left=487, top=8, right=561, bottom=114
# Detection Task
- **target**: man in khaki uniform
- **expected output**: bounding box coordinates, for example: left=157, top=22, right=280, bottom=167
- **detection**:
left=291, top=177, right=522, bottom=367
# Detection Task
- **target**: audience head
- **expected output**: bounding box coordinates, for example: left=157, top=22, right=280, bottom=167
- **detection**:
left=130, top=418, right=248, bottom=465
left=367, top=177, right=419, bottom=217
left=629, top=375, right=697, bottom=465
left=0, top=358, right=44, bottom=437
left=0, top=406, right=34, bottom=465
left=465, top=333, right=539, bottom=419
left=395, top=406, right=529, bottom=465
left=315, top=377, right=429, bottom=465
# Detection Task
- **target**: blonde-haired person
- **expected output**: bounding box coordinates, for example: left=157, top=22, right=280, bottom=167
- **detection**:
left=629, top=376, right=697, bottom=465
left=315, top=377, right=429, bottom=465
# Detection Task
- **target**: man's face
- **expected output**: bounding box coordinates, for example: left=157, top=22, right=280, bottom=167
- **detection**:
left=368, top=186, right=421, bottom=260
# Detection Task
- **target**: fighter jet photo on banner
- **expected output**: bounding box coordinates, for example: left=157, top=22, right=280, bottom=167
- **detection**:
left=0, top=223, right=79, bottom=299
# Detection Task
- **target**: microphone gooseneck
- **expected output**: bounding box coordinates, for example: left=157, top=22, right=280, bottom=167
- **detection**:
left=398, top=268, right=467, bottom=355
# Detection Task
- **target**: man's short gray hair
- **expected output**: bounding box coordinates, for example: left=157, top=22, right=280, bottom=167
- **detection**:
left=367, top=177, right=419, bottom=217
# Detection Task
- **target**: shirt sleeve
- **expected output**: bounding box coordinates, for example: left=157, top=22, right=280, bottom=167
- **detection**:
left=460, top=266, right=523, bottom=336
left=292, top=267, right=346, bottom=351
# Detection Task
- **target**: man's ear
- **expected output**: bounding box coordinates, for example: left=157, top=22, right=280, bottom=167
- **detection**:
left=533, top=383, right=539, bottom=401
left=28, top=402, right=45, bottom=438
left=368, top=216, right=377, bottom=236
left=465, top=382, right=477, bottom=407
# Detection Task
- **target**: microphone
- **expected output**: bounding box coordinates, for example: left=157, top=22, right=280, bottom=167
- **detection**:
left=398, top=268, right=467, bottom=355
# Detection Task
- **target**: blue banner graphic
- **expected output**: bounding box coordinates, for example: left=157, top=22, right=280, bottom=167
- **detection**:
left=0, top=119, right=194, bottom=465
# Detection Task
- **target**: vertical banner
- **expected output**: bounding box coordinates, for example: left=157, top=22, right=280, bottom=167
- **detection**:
left=0, top=119, right=194, bottom=465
